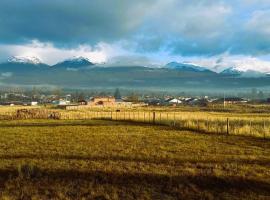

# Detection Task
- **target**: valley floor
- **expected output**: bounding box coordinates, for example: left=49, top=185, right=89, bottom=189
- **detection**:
left=0, top=120, right=269, bottom=199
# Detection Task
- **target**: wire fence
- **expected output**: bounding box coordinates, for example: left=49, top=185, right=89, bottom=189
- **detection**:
left=0, top=110, right=269, bottom=138
left=61, top=111, right=269, bottom=138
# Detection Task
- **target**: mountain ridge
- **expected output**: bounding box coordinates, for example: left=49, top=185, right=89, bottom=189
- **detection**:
left=52, top=56, right=94, bottom=69
left=0, top=56, right=269, bottom=78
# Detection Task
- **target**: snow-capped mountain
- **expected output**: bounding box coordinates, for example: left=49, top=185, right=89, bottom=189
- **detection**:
left=221, top=67, right=268, bottom=77
left=53, top=56, right=94, bottom=68
left=7, top=56, right=43, bottom=65
left=0, top=56, right=49, bottom=73
left=220, top=67, right=243, bottom=75
left=165, top=62, right=212, bottom=72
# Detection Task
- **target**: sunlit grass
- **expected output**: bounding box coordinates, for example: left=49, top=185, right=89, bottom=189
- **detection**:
left=0, top=119, right=269, bottom=199
left=0, top=105, right=269, bottom=138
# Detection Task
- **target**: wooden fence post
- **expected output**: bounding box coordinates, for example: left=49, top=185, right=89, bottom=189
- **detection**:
left=227, top=118, right=229, bottom=135
left=264, top=120, right=266, bottom=140
left=207, top=118, right=209, bottom=132
left=250, top=120, right=252, bottom=135
left=144, top=112, right=146, bottom=123
left=153, top=112, right=156, bottom=124
left=173, top=112, right=176, bottom=126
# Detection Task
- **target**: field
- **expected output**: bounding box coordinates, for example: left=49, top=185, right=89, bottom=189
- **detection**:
left=1, top=105, right=270, bottom=138
left=0, top=119, right=269, bottom=199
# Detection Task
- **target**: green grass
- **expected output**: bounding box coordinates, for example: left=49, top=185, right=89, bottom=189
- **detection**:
left=0, top=119, right=269, bottom=199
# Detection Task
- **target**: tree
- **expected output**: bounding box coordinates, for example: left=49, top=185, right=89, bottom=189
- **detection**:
left=126, top=93, right=139, bottom=102
left=114, top=88, right=121, bottom=99
left=251, top=88, right=258, bottom=99
left=258, top=91, right=264, bottom=99
left=52, top=88, right=62, bottom=98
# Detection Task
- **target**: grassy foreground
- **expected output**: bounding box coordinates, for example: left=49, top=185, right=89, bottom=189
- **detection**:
left=0, top=120, right=269, bottom=200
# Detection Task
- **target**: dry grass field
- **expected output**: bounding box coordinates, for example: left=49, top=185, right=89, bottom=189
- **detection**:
left=0, top=119, right=269, bottom=199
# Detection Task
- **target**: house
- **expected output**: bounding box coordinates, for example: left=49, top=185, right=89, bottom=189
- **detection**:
left=52, top=99, right=71, bottom=105
left=224, top=97, right=248, bottom=104
left=62, top=96, right=146, bottom=110
left=88, top=96, right=116, bottom=106
left=184, top=98, right=198, bottom=104
left=78, top=100, right=88, bottom=105
left=31, top=101, right=38, bottom=106
left=166, top=98, right=182, bottom=105
left=216, top=97, right=248, bottom=104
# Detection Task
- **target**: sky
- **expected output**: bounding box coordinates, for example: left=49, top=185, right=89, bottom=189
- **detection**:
left=1, top=0, right=270, bottom=72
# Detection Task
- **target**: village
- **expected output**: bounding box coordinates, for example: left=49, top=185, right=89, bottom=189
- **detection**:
left=0, top=88, right=270, bottom=109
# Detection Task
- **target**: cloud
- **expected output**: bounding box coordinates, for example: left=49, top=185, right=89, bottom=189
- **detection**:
left=186, top=54, right=270, bottom=73
left=246, top=10, right=270, bottom=36
left=1, top=72, right=13, bottom=78
left=0, top=0, right=270, bottom=59
left=0, top=0, right=151, bottom=45
left=146, top=0, right=231, bottom=38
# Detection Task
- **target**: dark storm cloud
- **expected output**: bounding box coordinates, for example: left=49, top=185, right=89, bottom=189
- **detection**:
left=1, top=0, right=270, bottom=56
left=0, top=0, right=153, bottom=46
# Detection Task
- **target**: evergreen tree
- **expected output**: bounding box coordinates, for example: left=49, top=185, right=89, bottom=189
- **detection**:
left=114, top=88, right=121, bottom=99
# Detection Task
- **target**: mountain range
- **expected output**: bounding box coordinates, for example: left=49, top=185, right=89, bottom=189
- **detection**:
left=52, top=57, right=94, bottom=69
left=0, top=56, right=270, bottom=92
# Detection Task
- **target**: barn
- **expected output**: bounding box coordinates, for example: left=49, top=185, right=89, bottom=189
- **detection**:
left=89, top=96, right=116, bottom=106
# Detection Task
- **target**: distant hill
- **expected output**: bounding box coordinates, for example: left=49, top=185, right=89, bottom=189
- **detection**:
left=52, top=57, right=94, bottom=70
left=0, top=57, right=270, bottom=91
left=0, top=56, right=49, bottom=73
left=165, top=62, right=213, bottom=73
left=221, top=67, right=268, bottom=77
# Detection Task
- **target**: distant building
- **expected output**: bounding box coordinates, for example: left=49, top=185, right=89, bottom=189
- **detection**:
left=166, top=98, right=182, bottom=105
left=52, top=99, right=71, bottom=105
left=223, top=97, right=248, bottom=104
left=78, top=100, right=88, bottom=105
left=89, top=96, right=116, bottom=106
left=31, top=101, right=38, bottom=106
left=60, top=95, right=147, bottom=110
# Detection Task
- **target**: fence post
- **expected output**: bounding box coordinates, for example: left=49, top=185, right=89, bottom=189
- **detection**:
left=207, top=118, right=209, bottom=132
left=250, top=120, right=252, bottom=135
left=173, top=112, right=176, bottom=127
left=227, top=118, right=229, bottom=135
left=144, top=112, right=146, bottom=123
left=264, top=120, right=266, bottom=140
left=153, top=112, right=156, bottom=124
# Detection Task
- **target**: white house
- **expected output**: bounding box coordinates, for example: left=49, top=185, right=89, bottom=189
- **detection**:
left=167, top=98, right=182, bottom=104
left=52, top=100, right=71, bottom=105
left=31, top=101, right=38, bottom=106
